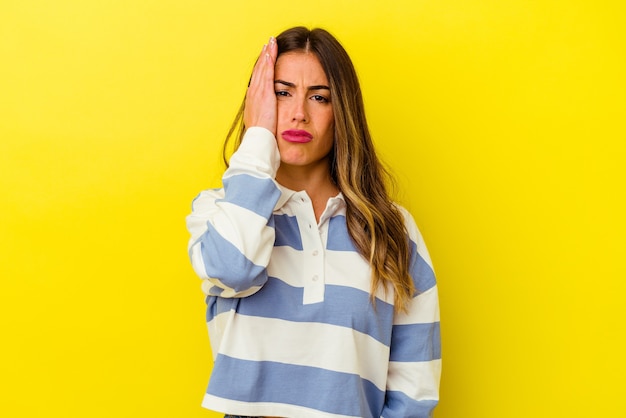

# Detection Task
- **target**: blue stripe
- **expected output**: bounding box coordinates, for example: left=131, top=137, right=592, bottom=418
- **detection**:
left=326, top=215, right=358, bottom=251
left=206, top=296, right=238, bottom=323
left=200, top=222, right=268, bottom=292
left=273, top=214, right=303, bottom=250
left=326, top=219, right=436, bottom=294
left=220, top=174, right=281, bottom=218
left=206, top=285, right=224, bottom=297
left=409, top=241, right=436, bottom=294
left=208, top=355, right=384, bottom=418
left=236, top=277, right=394, bottom=345
left=389, top=322, right=441, bottom=362
left=381, top=390, right=438, bottom=418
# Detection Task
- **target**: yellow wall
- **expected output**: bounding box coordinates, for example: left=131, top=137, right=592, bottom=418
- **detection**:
left=1, top=1, right=624, bottom=417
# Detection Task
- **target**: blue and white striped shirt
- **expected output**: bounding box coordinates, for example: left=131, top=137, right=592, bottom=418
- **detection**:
left=187, top=127, right=441, bottom=418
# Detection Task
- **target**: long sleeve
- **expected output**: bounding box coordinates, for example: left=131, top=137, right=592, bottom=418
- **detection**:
left=186, top=127, right=283, bottom=298
left=381, top=209, right=441, bottom=418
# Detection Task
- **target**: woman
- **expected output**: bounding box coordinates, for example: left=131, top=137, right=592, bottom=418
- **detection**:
left=186, top=27, right=440, bottom=418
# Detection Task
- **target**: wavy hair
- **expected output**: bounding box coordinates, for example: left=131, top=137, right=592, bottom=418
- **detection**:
left=223, top=27, right=415, bottom=311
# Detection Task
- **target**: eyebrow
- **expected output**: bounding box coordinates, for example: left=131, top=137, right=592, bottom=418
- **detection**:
left=274, top=79, right=330, bottom=91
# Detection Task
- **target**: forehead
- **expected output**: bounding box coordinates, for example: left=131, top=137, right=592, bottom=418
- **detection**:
left=274, top=52, right=328, bottom=85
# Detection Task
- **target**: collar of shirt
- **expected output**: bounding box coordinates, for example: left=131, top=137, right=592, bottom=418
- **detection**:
left=274, top=182, right=346, bottom=222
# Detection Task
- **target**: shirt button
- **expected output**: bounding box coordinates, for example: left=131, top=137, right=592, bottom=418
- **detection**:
left=312, top=250, right=319, bottom=256
left=312, top=275, right=319, bottom=282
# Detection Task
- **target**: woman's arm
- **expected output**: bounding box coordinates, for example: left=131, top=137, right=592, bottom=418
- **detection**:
left=186, top=37, right=281, bottom=298
left=382, top=210, right=441, bottom=418
left=186, top=127, right=282, bottom=298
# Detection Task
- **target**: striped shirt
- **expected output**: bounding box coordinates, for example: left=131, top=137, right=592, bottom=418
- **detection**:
left=186, top=127, right=441, bottom=418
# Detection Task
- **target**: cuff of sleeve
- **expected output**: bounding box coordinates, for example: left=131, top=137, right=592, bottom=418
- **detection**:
left=227, top=127, right=280, bottom=178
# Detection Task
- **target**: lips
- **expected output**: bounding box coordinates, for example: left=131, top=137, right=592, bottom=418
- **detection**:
left=281, top=129, right=313, bottom=143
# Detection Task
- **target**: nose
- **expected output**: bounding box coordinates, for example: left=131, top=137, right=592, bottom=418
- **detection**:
left=292, top=98, right=308, bottom=123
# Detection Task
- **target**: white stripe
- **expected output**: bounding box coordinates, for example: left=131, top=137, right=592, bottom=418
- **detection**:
left=394, top=286, right=440, bottom=325
left=217, top=315, right=390, bottom=390
left=224, top=127, right=280, bottom=178
left=267, top=246, right=309, bottom=288
left=325, top=251, right=370, bottom=291
left=201, top=278, right=262, bottom=298
left=269, top=247, right=395, bottom=304
left=267, top=247, right=298, bottom=285
left=202, top=393, right=358, bottom=418
left=398, top=206, right=435, bottom=272
left=210, top=201, right=275, bottom=266
left=325, top=251, right=395, bottom=303
left=189, top=243, right=209, bottom=279
left=386, top=359, right=441, bottom=401
left=206, top=308, right=230, bottom=361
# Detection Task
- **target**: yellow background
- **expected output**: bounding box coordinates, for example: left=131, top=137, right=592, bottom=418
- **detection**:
left=1, top=1, right=624, bottom=417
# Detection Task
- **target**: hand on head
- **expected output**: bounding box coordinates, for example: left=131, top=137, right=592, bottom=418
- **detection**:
left=244, top=37, right=278, bottom=135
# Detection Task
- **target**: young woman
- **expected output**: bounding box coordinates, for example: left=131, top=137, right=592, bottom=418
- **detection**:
left=186, top=26, right=441, bottom=418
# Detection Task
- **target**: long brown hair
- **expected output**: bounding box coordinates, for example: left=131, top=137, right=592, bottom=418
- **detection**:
left=223, top=27, right=415, bottom=311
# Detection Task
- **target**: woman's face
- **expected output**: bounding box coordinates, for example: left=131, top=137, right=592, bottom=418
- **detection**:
left=274, top=51, right=335, bottom=171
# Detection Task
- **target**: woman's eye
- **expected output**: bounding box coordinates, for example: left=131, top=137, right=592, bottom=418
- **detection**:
left=275, top=91, right=289, bottom=97
left=311, top=95, right=329, bottom=103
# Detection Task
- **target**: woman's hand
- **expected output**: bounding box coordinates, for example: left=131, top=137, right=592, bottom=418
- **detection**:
left=244, top=37, right=278, bottom=135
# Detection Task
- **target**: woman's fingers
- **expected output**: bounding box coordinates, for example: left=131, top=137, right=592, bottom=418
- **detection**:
left=244, top=37, right=278, bottom=134
left=249, top=42, right=268, bottom=88
left=268, top=35, right=278, bottom=62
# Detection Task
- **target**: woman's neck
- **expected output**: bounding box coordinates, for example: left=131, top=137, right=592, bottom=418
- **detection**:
left=276, top=162, right=339, bottom=222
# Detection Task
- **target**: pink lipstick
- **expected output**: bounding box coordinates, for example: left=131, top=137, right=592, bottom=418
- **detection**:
left=281, top=129, right=313, bottom=143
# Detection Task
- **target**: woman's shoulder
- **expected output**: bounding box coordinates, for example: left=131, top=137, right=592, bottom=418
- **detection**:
left=393, top=203, right=418, bottom=227
left=393, top=203, right=428, bottom=245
